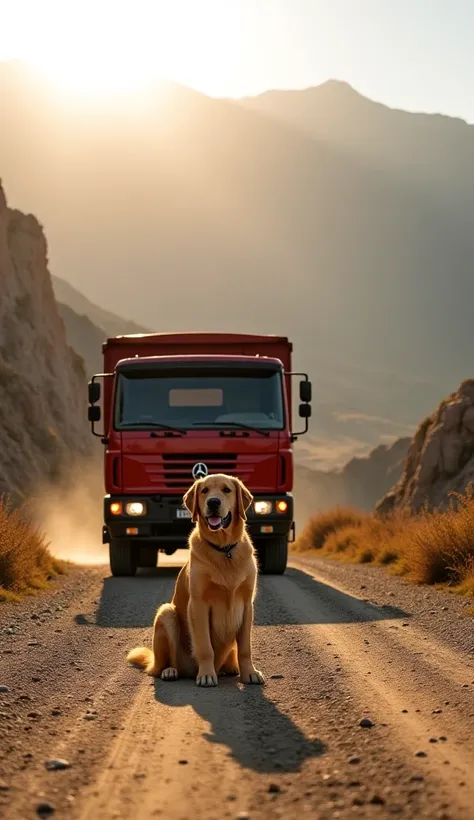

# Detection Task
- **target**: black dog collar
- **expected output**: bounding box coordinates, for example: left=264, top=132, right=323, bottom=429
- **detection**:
left=205, top=540, right=238, bottom=559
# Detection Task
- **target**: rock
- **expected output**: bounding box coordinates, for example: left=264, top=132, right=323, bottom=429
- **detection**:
left=0, top=780, right=9, bottom=791
left=359, top=718, right=373, bottom=728
left=178, top=760, right=188, bottom=765
left=441, top=434, right=463, bottom=476
left=377, top=378, right=474, bottom=513
left=0, top=185, right=92, bottom=503
left=348, top=756, right=360, bottom=765
left=0, top=685, right=9, bottom=693
left=415, top=751, right=427, bottom=758
left=51, top=709, right=62, bottom=717
left=462, top=406, right=474, bottom=433
left=369, top=794, right=385, bottom=805
left=270, top=674, right=284, bottom=679
left=268, top=783, right=281, bottom=793
left=36, top=803, right=55, bottom=817
left=45, top=759, right=71, bottom=770
left=83, top=714, right=98, bottom=721
left=442, top=401, right=466, bottom=432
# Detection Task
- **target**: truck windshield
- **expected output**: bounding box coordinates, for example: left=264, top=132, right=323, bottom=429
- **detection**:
left=114, top=368, right=285, bottom=431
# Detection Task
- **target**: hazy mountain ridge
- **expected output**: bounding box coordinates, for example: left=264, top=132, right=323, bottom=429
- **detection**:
left=0, top=182, right=91, bottom=498
left=294, top=437, right=410, bottom=524
left=239, top=79, right=474, bottom=197
left=52, top=275, right=148, bottom=339
left=1, top=62, right=470, bottom=449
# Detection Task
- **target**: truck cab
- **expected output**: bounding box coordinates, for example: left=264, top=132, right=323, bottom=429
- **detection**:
left=88, top=333, right=311, bottom=576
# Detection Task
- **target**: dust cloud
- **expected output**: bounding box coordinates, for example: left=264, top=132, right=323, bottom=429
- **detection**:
left=33, top=462, right=108, bottom=565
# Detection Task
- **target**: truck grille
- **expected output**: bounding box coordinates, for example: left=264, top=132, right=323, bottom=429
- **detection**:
left=162, top=453, right=238, bottom=489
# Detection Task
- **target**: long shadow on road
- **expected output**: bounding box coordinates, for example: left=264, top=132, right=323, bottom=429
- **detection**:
left=76, top=564, right=410, bottom=629
left=75, top=563, right=410, bottom=773
left=154, top=676, right=326, bottom=774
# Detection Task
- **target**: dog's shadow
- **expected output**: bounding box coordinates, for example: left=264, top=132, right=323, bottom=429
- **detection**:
left=153, top=677, right=326, bottom=774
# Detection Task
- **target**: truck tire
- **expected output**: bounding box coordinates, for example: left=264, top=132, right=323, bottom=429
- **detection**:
left=139, top=546, right=158, bottom=568
left=109, top=539, right=137, bottom=577
left=256, top=537, right=288, bottom=575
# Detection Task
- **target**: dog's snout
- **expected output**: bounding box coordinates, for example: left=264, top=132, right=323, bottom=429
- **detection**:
left=207, top=496, right=221, bottom=510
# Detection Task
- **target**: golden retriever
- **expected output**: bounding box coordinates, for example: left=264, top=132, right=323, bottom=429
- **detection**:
left=127, top=473, right=265, bottom=687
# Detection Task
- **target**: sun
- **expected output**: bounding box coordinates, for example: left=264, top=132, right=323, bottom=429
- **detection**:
left=19, top=0, right=242, bottom=98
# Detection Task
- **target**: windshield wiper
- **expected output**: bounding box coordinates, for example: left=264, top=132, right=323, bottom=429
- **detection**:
left=191, top=421, right=270, bottom=438
left=120, top=422, right=187, bottom=435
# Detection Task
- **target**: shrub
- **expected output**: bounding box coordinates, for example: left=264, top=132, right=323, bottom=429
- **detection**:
left=0, top=497, right=64, bottom=600
left=295, top=492, right=474, bottom=593
left=295, top=507, right=367, bottom=552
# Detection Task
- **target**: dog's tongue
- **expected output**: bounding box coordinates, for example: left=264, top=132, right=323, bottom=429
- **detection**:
left=208, top=516, right=222, bottom=528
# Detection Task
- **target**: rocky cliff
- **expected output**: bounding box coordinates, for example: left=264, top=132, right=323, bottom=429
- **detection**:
left=377, top=379, right=474, bottom=513
left=0, top=182, right=91, bottom=500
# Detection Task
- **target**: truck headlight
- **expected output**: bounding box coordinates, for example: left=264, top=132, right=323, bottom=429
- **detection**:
left=126, top=502, right=147, bottom=516
left=254, top=501, right=272, bottom=515
left=110, top=502, right=122, bottom=515
left=276, top=500, right=288, bottom=513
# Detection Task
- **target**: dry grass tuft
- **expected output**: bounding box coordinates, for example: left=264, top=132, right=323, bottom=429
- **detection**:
left=295, top=492, right=474, bottom=593
left=0, top=497, right=65, bottom=601
left=295, top=507, right=367, bottom=552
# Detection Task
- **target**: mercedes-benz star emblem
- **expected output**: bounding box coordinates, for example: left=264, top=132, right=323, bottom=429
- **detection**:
left=192, top=462, right=209, bottom=480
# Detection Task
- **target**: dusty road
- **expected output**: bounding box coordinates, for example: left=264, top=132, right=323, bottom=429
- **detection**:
left=1, top=551, right=474, bottom=819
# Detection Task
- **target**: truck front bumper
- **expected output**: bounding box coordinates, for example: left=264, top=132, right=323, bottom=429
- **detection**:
left=103, top=493, right=294, bottom=545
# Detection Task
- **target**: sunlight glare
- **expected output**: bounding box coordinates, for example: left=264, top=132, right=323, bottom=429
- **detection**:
left=20, top=0, right=241, bottom=96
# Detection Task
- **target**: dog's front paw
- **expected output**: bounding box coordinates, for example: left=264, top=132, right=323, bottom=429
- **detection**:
left=196, top=671, right=218, bottom=687
left=161, top=667, right=178, bottom=681
left=241, top=668, right=265, bottom=685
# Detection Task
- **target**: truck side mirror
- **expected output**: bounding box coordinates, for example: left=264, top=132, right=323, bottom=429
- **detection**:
left=88, top=381, right=101, bottom=404
left=299, top=380, right=312, bottom=403
left=287, top=370, right=312, bottom=440
left=88, top=405, right=101, bottom=423
left=298, top=403, right=312, bottom=419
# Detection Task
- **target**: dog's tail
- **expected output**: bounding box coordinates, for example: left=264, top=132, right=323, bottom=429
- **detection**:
left=127, top=646, right=155, bottom=673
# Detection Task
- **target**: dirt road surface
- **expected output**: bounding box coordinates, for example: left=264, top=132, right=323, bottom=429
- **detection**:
left=1, top=551, right=474, bottom=819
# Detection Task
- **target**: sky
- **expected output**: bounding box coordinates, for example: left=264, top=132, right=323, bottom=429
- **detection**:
left=1, top=0, right=474, bottom=120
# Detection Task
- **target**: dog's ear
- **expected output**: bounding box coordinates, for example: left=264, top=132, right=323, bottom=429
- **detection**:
left=183, top=480, right=200, bottom=523
left=232, top=477, right=254, bottom=522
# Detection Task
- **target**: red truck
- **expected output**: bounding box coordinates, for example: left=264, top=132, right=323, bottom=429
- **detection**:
left=88, top=332, right=311, bottom=577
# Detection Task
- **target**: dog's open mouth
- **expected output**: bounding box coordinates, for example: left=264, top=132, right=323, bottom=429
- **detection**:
left=205, top=511, right=232, bottom=531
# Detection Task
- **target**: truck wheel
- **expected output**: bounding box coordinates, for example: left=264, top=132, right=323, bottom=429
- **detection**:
left=139, top=546, right=158, bottom=568
left=256, top=537, right=288, bottom=575
left=109, top=539, right=137, bottom=577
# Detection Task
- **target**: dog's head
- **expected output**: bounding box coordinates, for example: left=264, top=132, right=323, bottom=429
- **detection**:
left=183, top=473, right=253, bottom=537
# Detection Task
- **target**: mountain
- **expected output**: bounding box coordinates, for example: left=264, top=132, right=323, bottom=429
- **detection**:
left=0, top=182, right=91, bottom=499
left=52, top=275, right=149, bottom=376
left=377, top=379, right=474, bottom=514
left=1, top=62, right=472, bottom=451
left=239, top=79, right=474, bottom=200
left=52, top=275, right=148, bottom=339
left=55, top=301, right=106, bottom=377
left=294, top=437, right=409, bottom=525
